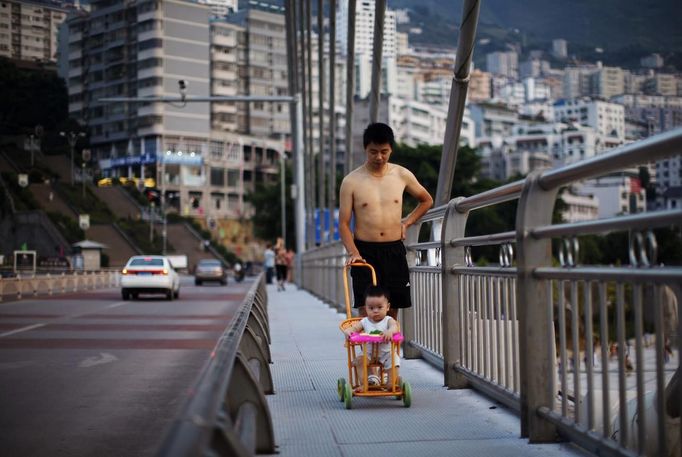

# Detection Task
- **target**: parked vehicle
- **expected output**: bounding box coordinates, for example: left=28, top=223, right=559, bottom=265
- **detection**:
left=195, top=259, right=227, bottom=286
left=121, top=255, right=180, bottom=300
left=167, top=255, right=188, bottom=272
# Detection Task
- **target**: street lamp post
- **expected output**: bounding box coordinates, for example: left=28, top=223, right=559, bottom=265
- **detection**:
left=81, top=149, right=91, bottom=198
left=280, top=149, right=286, bottom=245
left=60, top=131, right=86, bottom=186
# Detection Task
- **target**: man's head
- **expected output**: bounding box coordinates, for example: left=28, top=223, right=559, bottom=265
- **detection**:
left=363, top=123, right=394, bottom=169
left=364, top=285, right=390, bottom=322
left=363, top=123, right=395, bottom=149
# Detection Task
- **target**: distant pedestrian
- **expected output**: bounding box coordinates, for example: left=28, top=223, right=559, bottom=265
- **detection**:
left=264, top=243, right=275, bottom=284
left=285, top=248, right=295, bottom=283
left=275, top=246, right=288, bottom=291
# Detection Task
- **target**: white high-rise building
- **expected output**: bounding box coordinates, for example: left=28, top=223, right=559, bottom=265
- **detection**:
left=554, top=98, right=625, bottom=140
left=337, top=0, right=397, bottom=59
left=0, top=0, right=70, bottom=63
left=198, top=0, right=238, bottom=17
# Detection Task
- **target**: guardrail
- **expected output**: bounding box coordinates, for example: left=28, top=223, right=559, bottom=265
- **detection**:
left=155, top=273, right=275, bottom=457
left=300, top=127, right=682, bottom=456
left=0, top=270, right=120, bottom=301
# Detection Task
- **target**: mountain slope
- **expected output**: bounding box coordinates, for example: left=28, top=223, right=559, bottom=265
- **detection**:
left=393, top=0, right=682, bottom=53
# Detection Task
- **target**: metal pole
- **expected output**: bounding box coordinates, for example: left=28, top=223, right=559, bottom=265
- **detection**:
left=317, top=0, right=326, bottom=243
left=82, top=162, right=85, bottom=198
left=298, top=0, right=312, bottom=250
left=70, top=137, right=75, bottom=186
left=328, top=0, right=337, bottom=242
left=434, top=0, right=481, bottom=206
left=280, top=151, right=286, bottom=244
left=344, top=0, right=356, bottom=173
left=162, top=159, right=167, bottom=254
left=294, top=94, right=306, bottom=281
left=149, top=201, right=155, bottom=243
left=369, top=0, right=386, bottom=123
left=29, top=135, right=35, bottom=167
left=306, top=0, right=315, bottom=247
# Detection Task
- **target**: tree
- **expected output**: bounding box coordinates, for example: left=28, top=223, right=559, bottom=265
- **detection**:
left=245, top=164, right=296, bottom=248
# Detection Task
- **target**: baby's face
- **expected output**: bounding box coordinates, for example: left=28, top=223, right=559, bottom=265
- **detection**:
left=365, top=296, right=389, bottom=322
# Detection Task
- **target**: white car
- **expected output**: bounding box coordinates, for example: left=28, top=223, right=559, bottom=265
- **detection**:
left=120, top=255, right=180, bottom=300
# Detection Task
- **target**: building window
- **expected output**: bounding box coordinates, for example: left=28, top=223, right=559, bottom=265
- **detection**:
left=210, top=167, right=224, bottom=186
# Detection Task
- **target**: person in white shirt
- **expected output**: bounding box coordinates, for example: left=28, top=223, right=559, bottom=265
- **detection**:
left=342, top=285, right=400, bottom=388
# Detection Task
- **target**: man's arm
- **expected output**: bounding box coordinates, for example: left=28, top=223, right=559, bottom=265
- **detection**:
left=400, top=168, right=434, bottom=239
left=338, top=177, right=363, bottom=264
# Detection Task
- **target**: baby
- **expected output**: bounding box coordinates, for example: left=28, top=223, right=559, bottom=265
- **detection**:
left=342, top=285, right=400, bottom=387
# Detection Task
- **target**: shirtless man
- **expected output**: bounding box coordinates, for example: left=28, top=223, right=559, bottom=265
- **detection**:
left=339, top=123, right=433, bottom=318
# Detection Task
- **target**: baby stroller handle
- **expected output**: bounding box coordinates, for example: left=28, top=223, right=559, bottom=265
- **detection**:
left=342, top=262, right=377, bottom=319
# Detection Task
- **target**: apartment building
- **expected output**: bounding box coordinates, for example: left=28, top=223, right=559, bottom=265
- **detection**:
left=0, top=0, right=70, bottom=62
left=336, top=0, right=397, bottom=59
left=63, top=0, right=281, bottom=221
left=581, top=173, right=646, bottom=218
left=590, top=65, right=625, bottom=99
left=554, top=98, right=625, bottom=140
left=485, top=51, right=518, bottom=79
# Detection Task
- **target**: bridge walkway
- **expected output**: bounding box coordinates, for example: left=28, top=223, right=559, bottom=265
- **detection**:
left=264, top=284, right=589, bottom=457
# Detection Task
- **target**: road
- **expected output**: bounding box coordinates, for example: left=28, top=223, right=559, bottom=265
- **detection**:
left=0, top=276, right=254, bottom=457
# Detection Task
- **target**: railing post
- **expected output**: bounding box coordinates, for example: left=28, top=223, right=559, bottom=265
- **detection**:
left=442, top=197, right=470, bottom=388
left=515, top=172, right=559, bottom=441
left=403, top=219, right=419, bottom=359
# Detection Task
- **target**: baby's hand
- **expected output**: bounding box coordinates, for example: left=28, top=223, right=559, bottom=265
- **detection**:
left=383, top=329, right=395, bottom=342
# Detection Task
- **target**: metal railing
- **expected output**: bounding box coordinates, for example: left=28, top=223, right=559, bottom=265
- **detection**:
left=299, top=127, right=682, bottom=456
left=155, top=274, right=275, bottom=457
left=0, top=270, right=119, bottom=301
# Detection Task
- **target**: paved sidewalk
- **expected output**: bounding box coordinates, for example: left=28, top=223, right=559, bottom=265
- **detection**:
left=264, top=284, right=589, bottom=457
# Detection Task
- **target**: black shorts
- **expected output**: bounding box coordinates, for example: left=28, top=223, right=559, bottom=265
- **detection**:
left=350, top=239, right=412, bottom=309
left=276, top=264, right=288, bottom=280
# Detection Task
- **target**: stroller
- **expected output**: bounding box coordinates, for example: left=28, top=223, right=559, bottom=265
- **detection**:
left=337, top=261, right=412, bottom=409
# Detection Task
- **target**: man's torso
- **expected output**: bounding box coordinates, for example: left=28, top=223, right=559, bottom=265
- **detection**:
left=349, top=165, right=405, bottom=241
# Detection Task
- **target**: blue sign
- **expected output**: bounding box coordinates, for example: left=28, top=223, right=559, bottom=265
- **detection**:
left=161, top=153, right=203, bottom=166
left=109, top=153, right=156, bottom=167
left=314, top=208, right=340, bottom=244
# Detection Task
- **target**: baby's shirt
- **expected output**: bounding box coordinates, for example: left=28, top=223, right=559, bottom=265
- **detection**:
left=360, top=316, right=394, bottom=352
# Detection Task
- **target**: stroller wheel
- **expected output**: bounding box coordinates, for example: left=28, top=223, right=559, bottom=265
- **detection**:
left=343, top=383, right=353, bottom=409
left=402, top=381, right=412, bottom=408
left=337, top=378, right=346, bottom=401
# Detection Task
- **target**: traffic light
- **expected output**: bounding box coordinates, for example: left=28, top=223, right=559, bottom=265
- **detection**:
left=145, top=188, right=160, bottom=204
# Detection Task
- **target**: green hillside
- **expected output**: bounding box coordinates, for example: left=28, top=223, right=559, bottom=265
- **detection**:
left=394, top=0, right=681, bottom=65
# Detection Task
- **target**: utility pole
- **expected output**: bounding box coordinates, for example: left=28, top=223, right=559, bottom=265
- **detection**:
left=60, top=131, right=86, bottom=186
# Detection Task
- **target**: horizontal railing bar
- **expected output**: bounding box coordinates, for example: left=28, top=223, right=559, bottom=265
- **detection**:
left=419, top=205, right=447, bottom=222
left=454, top=179, right=524, bottom=213
left=407, top=241, right=441, bottom=250
left=451, top=231, right=516, bottom=247
left=455, top=365, right=520, bottom=412
left=539, top=128, right=682, bottom=191
left=534, top=267, right=682, bottom=282
left=411, top=266, right=441, bottom=273
left=532, top=209, right=682, bottom=239
left=450, top=266, right=518, bottom=277
left=537, top=407, right=638, bottom=457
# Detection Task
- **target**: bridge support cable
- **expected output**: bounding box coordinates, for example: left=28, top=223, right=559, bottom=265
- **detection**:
left=369, top=0, right=386, bottom=123
left=434, top=0, right=481, bottom=206
left=305, top=0, right=316, bottom=249
left=328, top=0, right=337, bottom=243
left=318, top=0, right=327, bottom=240
left=344, top=0, right=357, bottom=174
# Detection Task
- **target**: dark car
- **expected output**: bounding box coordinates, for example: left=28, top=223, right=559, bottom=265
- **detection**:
left=194, top=259, right=227, bottom=285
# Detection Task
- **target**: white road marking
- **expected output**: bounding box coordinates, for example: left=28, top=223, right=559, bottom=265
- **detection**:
left=0, top=323, right=46, bottom=338
left=105, top=301, right=128, bottom=309
left=79, top=352, right=119, bottom=368
left=0, top=360, right=37, bottom=370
